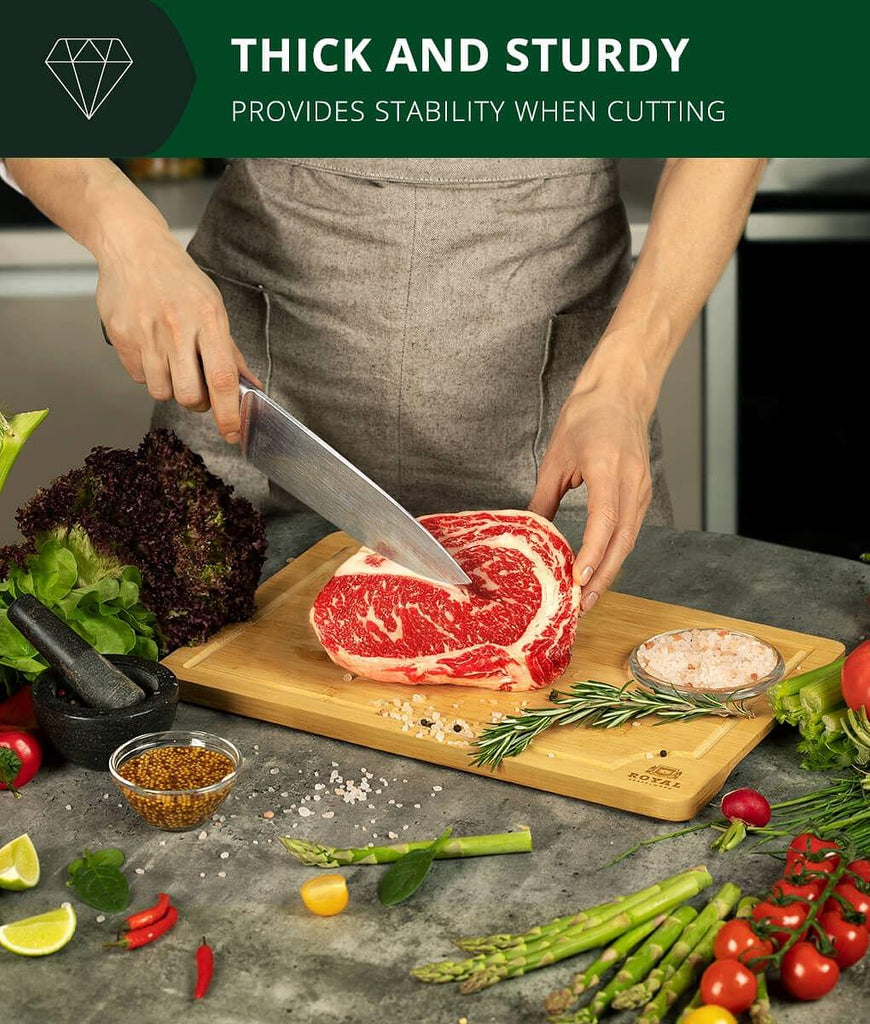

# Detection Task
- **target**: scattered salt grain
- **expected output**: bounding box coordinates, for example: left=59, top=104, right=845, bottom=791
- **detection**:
left=402, top=825, right=409, bottom=831
left=432, top=785, right=442, bottom=792
left=413, top=804, right=421, bottom=809
left=298, top=806, right=314, bottom=817
left=219, top=851, right=229, bottom=860
left=321, top=811, right=335, bottom=819
left=198, top=831, right=208, bottom=840
left=199, top=872, right=206, bottom=878
left=96, top=915, right=106, bottom=923
left=217, top=871, right=227, bottom=878
left=65, top=804, right=72, bottom=811
left=388, top=831, right=398, bottom=839
left=269, top=767, right=279, bottom=775
left=135, top=868, right=145, bottom=875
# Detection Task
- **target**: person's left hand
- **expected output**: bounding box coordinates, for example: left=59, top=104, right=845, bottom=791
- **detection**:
left=528, top=373, right=653, bottom=613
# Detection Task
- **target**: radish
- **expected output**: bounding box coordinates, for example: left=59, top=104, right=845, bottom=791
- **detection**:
left=713, top=787, right=772, bottom=851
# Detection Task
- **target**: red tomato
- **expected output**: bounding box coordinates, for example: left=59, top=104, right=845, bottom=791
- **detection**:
left=827, top=882, right=870, bottom=930
left=821, top=907, right=869, bottom=968
left=0, top=729, right=42, bottom=796
left=781, top=941, right=840, bottom=1000
left=752, top=899, right=809, bottom=948
left=772, top=876, right=824, bottom=903
left=786, top=834, right=841, bottom=876
left=700, top=959, right=757, bottom=1014
left=841, top=640, right=870, bottom=712
left=847, top=859, right=870, bottom=886
left=713, top=919, right=774, bottom=971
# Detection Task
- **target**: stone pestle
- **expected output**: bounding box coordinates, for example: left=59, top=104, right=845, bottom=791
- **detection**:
left=7, top=594, right=146, bottom=710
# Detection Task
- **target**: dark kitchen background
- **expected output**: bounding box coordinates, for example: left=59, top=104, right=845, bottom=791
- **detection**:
left=1, top=158, right=866, bottom=560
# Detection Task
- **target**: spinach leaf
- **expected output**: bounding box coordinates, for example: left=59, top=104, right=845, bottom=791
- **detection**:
left=66, top=848, right=130, bottom=913
left=377, top=828, right=453, bottom=907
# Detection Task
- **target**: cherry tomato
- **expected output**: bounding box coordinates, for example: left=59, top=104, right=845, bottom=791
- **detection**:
left=299, top=874, right=349, bottom=916
left=772, top=876, right=824, bottom=903
left=781, top=941, right=840, bottom=1000
left=0, top=729, right=42, bottom=796
left=682, top=1007, right=738, bottom=1024
left=827, top=882, right=870, bottom=930
left=847, top=859, right=870, bottom=886
left=752, top=899, right=809, bottom=947
left=700, top=958, right=757, bottom=1014
left=713, top=918, right=774, bottom=971
left=786, top=834, right=841, bottom=877
left=821, top=907, right=869, bottom=968
left=841, top=640, right=870, bottom=713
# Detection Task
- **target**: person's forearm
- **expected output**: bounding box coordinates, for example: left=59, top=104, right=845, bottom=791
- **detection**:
left=577, top=157, right=766, bottom=415
left=5, top=158, right=170, bottom=261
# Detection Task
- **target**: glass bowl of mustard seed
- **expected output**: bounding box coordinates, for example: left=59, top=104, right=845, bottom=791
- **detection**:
left=109, top=730, right=242, bottom=831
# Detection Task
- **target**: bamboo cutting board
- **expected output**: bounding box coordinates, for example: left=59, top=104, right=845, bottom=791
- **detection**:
left=163, top=532, right=844, bottom=821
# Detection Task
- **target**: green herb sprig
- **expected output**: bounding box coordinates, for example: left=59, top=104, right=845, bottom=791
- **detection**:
left=470, top=680, right=751, bottom=770
left=66, top=848, right=130, bottom=913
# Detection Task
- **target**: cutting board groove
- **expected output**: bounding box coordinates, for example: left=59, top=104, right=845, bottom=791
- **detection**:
left=163, top=532, right=844, bottom=821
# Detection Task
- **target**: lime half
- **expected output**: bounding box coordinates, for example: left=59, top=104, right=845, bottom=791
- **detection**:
left=0, top=833, right=40, bottom=891
left=0, top=901, right=77, bottom=956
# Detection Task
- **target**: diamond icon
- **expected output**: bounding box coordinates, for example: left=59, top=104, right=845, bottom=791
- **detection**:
left=45, top=38, right=133, bottom=120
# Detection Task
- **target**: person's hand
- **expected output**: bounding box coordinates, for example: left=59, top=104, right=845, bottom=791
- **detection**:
left=96, top=225, right=258, bottom=443
left=528, top=371, right=653, bottom=613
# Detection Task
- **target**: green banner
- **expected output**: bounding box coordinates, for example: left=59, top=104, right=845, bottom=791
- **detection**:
left=1, top=0, right=867, bottom=156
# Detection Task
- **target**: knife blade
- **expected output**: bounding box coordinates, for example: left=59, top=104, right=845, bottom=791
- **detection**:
left=238, top=378, right=471, bottom=586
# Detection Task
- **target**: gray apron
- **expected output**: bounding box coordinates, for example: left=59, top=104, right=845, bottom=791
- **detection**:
left=153, top=158, right=673, bottom=524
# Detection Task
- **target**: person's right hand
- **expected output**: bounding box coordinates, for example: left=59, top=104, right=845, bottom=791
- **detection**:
left=96, top=226, right=257, bottom=443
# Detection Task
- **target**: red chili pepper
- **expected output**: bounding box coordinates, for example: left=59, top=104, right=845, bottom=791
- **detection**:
left=105, top=904, right=178, bottom=950
left=193, top=937, right=214, bottom=1000
left=121, top=893, right=171, bottom=933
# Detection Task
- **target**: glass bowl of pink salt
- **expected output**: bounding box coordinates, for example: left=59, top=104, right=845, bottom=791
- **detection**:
left=629, top=627, right=785, bottom=702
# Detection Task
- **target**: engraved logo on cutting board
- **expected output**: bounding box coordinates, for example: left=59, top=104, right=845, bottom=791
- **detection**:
left=627, top=763, right=683, bottom=789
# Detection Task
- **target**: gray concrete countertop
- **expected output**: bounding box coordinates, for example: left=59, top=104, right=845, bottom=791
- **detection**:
left=3, top=525, right=869, bottom=1024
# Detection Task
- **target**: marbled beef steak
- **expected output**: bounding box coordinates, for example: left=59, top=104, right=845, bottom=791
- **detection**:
left=310, top=510, right=580, bottom=690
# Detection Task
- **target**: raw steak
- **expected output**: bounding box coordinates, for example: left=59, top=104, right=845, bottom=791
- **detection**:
left=310, top=510, right=580, bottom=690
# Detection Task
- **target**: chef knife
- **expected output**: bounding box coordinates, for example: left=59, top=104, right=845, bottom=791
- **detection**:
left=238, top=378, right=471, bottom=586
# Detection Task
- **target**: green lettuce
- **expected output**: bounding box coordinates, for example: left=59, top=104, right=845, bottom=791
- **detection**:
left=0, top=527, right=158, bottom=697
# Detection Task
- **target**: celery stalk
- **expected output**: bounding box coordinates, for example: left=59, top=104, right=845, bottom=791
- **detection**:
left=770, top=658, right=844, bottom=723
left=0, top=410, right=48, bottom=494
left=800, top=671, right=847, bottom=716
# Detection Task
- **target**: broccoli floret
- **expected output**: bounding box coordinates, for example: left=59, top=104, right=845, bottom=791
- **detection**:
left=4, top=430, right=267, bottom=650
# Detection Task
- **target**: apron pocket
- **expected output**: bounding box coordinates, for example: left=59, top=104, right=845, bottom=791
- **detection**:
left=534, top=307, right=616, bottom=470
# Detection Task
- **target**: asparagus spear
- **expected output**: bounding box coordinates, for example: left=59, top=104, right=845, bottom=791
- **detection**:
left=281, top=827, right=531, bottom=866
left=676, top=991, right=703, bottom=1024
left=750, top=971, right=775, bottom=1024
left=637, top=920, right=722, bottom=1024
left=454, top=868, right=708, bottom=953
left=411, top=867, right=713, bottom=991
left=544, top=915, right=666, bottom=1018
left=612, top=882, right=741, bottom=1009
left=549, top=904, right=699, bottom=1024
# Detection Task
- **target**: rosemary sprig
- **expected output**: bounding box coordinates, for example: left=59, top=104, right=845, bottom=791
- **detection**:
left=470, top=680, right=752, bottom=770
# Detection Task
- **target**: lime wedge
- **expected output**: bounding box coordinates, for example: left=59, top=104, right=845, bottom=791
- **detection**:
left=0, top=902, right=77, bottom=956
left=0, top=833, right=40, bottom=891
